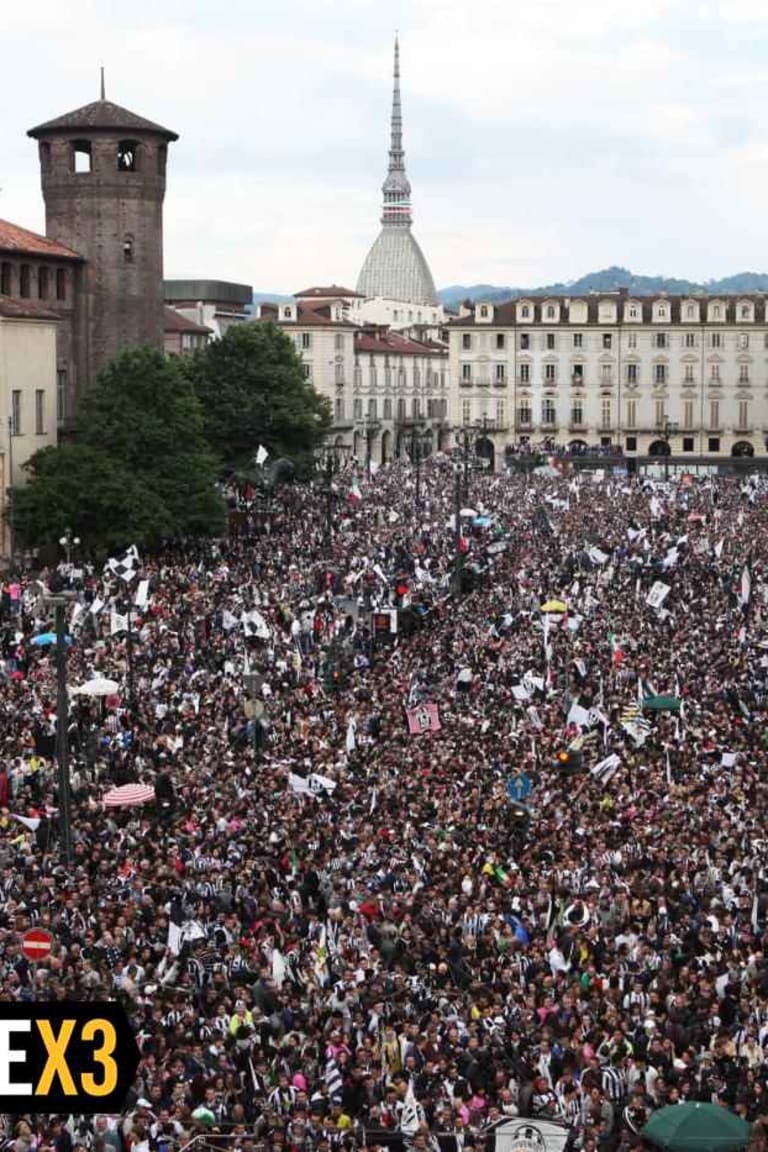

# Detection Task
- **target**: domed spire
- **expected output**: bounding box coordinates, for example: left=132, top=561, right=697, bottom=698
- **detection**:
left=381, top=34, right=411, bottom=227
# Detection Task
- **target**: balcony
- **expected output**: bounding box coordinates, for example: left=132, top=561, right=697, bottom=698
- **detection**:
left=569, top=423, right=587, bottom=433
left=493, top=377, right=507, bottom=388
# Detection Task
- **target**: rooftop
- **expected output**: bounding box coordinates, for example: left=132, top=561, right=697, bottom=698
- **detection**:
left=0, top=297, right=61, bottom=321
left=294, top=285, right=363, bottom=299
left=164, top=280, right=253, bottom=307
left=29, top=98, right=178, bottom=141
left=0, top=218, right=82, bottom=261
left=163, top=307, right=212, bottom=335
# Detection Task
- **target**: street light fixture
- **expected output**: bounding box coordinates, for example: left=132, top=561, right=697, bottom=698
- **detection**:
left=59, top=528, right=81, bottom=566
left=313, top=443, right=351, bottom=551
left=356, top=419, right=381, bottom=479
left=658, top=415, right=678, bottom=482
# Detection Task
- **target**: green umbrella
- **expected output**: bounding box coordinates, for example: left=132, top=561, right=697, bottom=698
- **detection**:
left=643, top=1103, right=751, bottom=1152
left=643, top=695, right=682, bottom=712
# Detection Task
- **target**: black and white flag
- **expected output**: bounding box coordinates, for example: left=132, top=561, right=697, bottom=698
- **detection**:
left=106, top=545, right=140, bottom=583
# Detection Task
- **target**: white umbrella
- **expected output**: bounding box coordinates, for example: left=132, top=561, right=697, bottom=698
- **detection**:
left=102, top=783, right=155, bottom=809
left=460, top=508, right=478, bottom=518
left=71, top=677, right=120, bottom=698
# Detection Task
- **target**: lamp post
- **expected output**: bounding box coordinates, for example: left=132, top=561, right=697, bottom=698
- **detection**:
left=7, top=414, right=14, bottom=567
left=451, top=467, right=464, bottom=597
left=58, top=528, right=81, bottom=567
left=357, top=419, right=381, bottom=479
left=43, top=591, right=77, bottom=865
left=659, top=416, right=678, bottom=483
left=314, top=444, right=351, bottom=552
left=406, top=421, right=430, bottom=506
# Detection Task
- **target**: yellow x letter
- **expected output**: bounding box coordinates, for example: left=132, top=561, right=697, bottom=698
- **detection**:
left=36, top=1020, right=77, bottom=1095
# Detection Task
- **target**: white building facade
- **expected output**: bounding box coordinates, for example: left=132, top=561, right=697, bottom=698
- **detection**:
left=448, top=293, right=768, bottom=467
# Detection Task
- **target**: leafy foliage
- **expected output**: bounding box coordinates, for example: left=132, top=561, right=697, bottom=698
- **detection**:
left=183, top=322, right=331, bottom=473
left=14, top=347, right=224, bottom=551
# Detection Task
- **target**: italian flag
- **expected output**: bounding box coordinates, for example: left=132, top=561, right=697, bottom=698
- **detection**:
left=348, top=481, right=362, bottom=504
left=609, top=632, right=624, bottom=666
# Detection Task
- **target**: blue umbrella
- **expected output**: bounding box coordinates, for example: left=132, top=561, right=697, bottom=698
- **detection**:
left=31, top=633, right=72, bottom=647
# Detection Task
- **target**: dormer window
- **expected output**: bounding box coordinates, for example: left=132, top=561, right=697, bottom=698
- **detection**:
left=546, top=305, right=555, bottom=318
left=72, top=140, right=92, bottom=173
left=521, top=305, right=530, bottom=319
left=480, top=305, right=488, bottom=318
left=629, top=307, right=637, bottom=319
left=714, top=305, right=721, bottom=319
left=283, top=307, right=292, bottom=319
left=117, top=140, right=139, bottom=171
left=687, top=304, right=695, bottom=318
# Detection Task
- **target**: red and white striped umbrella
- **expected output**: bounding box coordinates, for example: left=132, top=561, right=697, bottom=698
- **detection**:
left=102, top=783, right=156, bottom=809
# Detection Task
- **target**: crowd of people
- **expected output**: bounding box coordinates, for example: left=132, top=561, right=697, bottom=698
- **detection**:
left=1, top=458, right=767, bottom=1152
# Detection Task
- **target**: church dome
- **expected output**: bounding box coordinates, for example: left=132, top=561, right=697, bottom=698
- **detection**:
left=357, top=226, right=437, bottom=305
left=356, top=37, right=437, bottom=308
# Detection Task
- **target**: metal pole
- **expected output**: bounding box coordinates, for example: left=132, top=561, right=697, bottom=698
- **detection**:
left=452, top=470, right=463, bottom=597
left=126, top=602, right=135, bottom=712
left=54, top=601, right=73, bottom=865
left=416, top=439, right=421, bottom=506
left=7, top=415, right=14, bottom=566
left=325, top=456, right=333, bottom=550
left=463, top=432, right=470, bottom=502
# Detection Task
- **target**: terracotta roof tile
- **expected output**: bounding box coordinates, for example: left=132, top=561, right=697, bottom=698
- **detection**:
left=0, top=297, right=61, bottom=321
left=294, top=285, right=363, bottom=299
left=28, top=99, right=178, bottom=141
left=0, top=218, right=82, bottom=261
left=163, top=307, right=212, bottom=334
left=354, top=330, right=442, bottom=357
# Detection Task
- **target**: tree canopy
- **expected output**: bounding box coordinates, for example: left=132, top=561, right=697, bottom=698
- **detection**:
left=183, top=322, right=331, bottom=473
left=13, top=347, right=224, bottom=553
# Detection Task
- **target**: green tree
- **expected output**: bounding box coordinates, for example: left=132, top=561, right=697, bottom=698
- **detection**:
left=183, top=322, right=332, bottom=473
left=13, top=445, right=172, bottom=553
left=14, top=346, right=225, bottom=551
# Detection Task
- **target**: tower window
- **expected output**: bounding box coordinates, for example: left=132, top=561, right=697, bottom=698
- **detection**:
left=38, top=266, right=49, bottom=300
left=56, top=268, right=67, bottom=301
left=123, top=236, right=134, bottom=263
left=71, top=140, right=92, bottom=173
left=0, top=263, right=11, bottom=296
left=157, top=145, right=167, bottom=175
left=19, top=265, right=31, bottom=298
left=117, top=140, right=139, bottom=171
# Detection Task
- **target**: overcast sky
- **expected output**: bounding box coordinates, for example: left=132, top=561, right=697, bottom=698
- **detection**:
left=3, top=0, right=768, bottom=292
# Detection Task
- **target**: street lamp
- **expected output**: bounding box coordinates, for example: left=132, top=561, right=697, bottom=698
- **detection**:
left=454, top=418, right=493, bottom=501
left=58, top=528, right=81, bottom=566
left=313, top=443, right=351, bottom=551
left=658, top=415, right=678, bottom=483
left=7, top=414, right=14, bottom=567
left=357, top=419, right=381, bottom=479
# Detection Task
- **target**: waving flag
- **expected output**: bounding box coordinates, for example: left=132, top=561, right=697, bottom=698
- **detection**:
left=406, top=702, right=441, bottom=736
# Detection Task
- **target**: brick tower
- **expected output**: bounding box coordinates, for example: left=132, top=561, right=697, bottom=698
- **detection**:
left=28, top=80, right=178, bottom=400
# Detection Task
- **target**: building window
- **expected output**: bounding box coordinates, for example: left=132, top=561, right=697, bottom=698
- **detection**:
left=713, top=306, right=721, bottom=320
left=710, top=333, right=721, bottom=349
left=335, top=397, right=344, bottom=422
left=684, top=365, right=694, bottom=383
left=685, top=332, right=696, bottom=348
left=496, top=399, right=505, bottom=424
left=627, top=333, right=637, bottom=349
left=10, top=390, right=21, bottom=435
left=546, top=333, right=556, bottom=350
left=370, top=365, right=377, bottom=388
left=655, top=333, right=667, bottom=349
left=573, top=333, right=583, bottom=348
left=300, top=332, right=311, bottom=350
left=655, top=364, right=666, bottom=385
left=708, top=437, right=720, bottom=452
left=627, top=363, right=638, bottom=384
left=601, top=399, right=611, bottom=428
left=520, top=334, right=530, bottom=350
left=542, top=398, right=556, bottom=425
left=56, top=268, right=67, bottom=301
left=739, top=364, right=749, bottom=383
left=38, top=266, right=49, bottom=299
left=711, top=364, right=720, bottom=382
left=462, top=399, right=471, bottom=424
left=72, top=140, right=92, bottom=173
left=571, top=400, right=583, bottom=426
left=461, top=364, right=472, bottom=382
left=353, top=365, right=362, bottom=388
left=334, top=333, right=344, bottom=352
left=495, top=363, right=506, bottom=382
left=385, top=366, right=392, bottom=388
left=741, top=304, right=751, bottom=320
left=602, top=333, right=612, bottom=350
left=0, top=262, right=11, bottom=296
left=686, top=304, right=695, bottom=318
left=496, top=333, right=505, bottom=350
left=518, top=402, right=531, bottom=425
left=738, top=400, right=749, bottom=430
left=35, top=390, right=45, bottom=435
left=117, top=140, right=139, bottom=171
left=302, top=364, right=311, bottom=380
left=629, top=307, right=638, bottom=320
left=626, top=400, right=636, bottom=428
left=710, top=400, right=720, bottom=428
left=353, top=398, right=362, bottom=420
left=544, top=364, right=556, bottom=382
left=572, top=364, right=584, bottom=382
left=479, top=305, right=488, bottom=318
left=520, top=364, right=530, bottom=383
left=600, top=363, right=612, bottom=383
left=56, top=369, right=67, bottom=424
left=546, top=305, right=555, bottom=319
left=683, top=400, right=693, bottom=429
left=368, top=398, right=377, bottom=419
left=123, top=236, right=134, bottom=263
left=19, top=265, right=31, bottom=298
left=626, top=436, right=637, bottom=451
left=521, top=305, right=530, bottom=319
left=334, top=363, right=343, bottom=384
left=683, top=437, right=694, bottom=452
left=655, top=400, right=665, bottom=428
left=739, top=333, right=749, bottom=349
left=383, top=398, right=392, bottom=419
left=397, top=398, right=406, bottom=420
left=462, top=333, right=472, bottom=350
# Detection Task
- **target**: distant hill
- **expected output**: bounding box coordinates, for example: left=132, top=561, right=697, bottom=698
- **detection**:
left=251, top=268, right=768, bottom=312
left=437, top=266, right=768, bottom=310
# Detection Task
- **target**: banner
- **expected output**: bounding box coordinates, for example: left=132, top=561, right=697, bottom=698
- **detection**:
left=406, top=702, right=441, bottom=735
left=646, top=581, right=671, bottom=609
